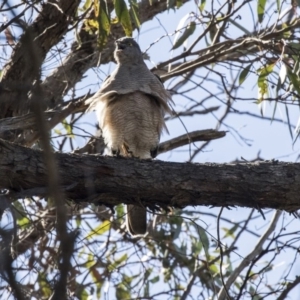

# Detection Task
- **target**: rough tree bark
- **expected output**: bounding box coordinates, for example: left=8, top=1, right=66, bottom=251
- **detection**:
left=0, top=138, right=299, bottom=212
left=0, top=0, right=81, bottom=118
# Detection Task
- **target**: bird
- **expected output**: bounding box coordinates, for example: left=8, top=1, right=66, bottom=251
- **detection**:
left=87, top=37, right=172, bottom=236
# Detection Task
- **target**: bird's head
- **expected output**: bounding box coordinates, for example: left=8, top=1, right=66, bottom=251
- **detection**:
left=114, top=37, right=143, bottom=64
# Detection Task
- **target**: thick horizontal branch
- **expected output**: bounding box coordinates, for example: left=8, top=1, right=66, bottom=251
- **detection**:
left=0, top=139, right=299, bottom=211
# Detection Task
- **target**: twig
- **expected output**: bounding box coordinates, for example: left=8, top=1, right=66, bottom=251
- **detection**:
left=217, top=210, right=282, bottom=300
left=217, top=207, right=232, bottom=300
left=158, top=129, right=226, bottom=154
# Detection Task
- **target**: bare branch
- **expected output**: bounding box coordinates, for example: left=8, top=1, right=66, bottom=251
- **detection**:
left=158, top=129, right=226, bottom=154
left=217, top=211, right=282, bottom=300
left=277, top=276, right=300, bottom=300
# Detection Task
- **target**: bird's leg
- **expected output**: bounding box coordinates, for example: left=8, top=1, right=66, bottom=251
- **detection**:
left=150, top=146, right=158, bottom=158
left=122, top=143, right=133, bottom=157
left=111, top=148, right=120, bottom=157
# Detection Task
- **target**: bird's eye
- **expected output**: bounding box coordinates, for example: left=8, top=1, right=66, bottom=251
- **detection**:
left=128, top=42, right=133, bottom=46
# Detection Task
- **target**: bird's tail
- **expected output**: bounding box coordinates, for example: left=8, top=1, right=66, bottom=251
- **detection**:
left=126, top=204, right=147, bottom=236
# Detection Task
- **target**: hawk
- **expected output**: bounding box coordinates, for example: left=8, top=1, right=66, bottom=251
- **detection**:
left=87, top=37, right=172, bottom=236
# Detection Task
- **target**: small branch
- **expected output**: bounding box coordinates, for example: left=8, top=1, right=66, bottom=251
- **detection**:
left=277, top=276, right=300, bottom=300
left=0, top=194, right=24, bottom=300
left=164, top=107, right=220, bottom=121
left=217, top=210, right=282, bottom=300
left=18, top=96, right=89, bottom=146
left=0, top=95, right=88, bottom=145
left=217, top=207, right=232, bottom=300
left=180, top=246, right=236, bottom=300
left=158, top=129, right=226, bottom=154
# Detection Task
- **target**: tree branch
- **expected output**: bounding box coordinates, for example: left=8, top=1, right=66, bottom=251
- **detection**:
left=0, top=139, right=299, bottom=211
left=277, top=276, right=300, bottom=300
left=158, top=129, right=226, bottom=154
left=217, top=210, right=282, bottom=300
left=0, top=0, right=80, bottom=118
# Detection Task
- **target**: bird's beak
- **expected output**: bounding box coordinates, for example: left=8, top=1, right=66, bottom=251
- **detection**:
left=116, top=41, right=125, bottom=50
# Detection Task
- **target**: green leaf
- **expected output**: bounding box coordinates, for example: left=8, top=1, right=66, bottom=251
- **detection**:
left=12, top=201, right=31, bottom=228
left=96, top=285, right=101, bottom=299
left=108, top=254, right=128, bottom=271
left=276, top=0, right=280, bottom=11
left=129, top=0, right=140, bottom=29
left=289, top=43, right=300, bottom=51
left=167, top=0, right=176, bottom=10
left=287, top=69, right=300, bottom=95
left=197, top=225, right=210, bottom=254
left=150, top=275, right=160, bottom=284
left=191, top=236, right=203, bottom=256
left=209, top=263, right=219, bottom=274
left=257, top=0, right=267, bottom=23
left=54, top=128, right=62, bottom=135
left=62, top=120, right=74, bottom=138
left=76, top=215, right=81, bottom=227
left=176, top=0, right=182, bottom=8
left=239, top=64, right=251, bottom=85
left=85, top=253, right=96, bottom=268
left=257, top=63, right=275, bottom=103
left=98, top=0, right=110, bottom=49
left=272, top=86, right=279, bottom=123
left=79, top=289, right=89, bottom=300
left=285, top=104, right=293, bottom=140
left=38, top=273, right=52, bottom=298
left=115, top=204, right=124, bottom=220
left=144, top=267, right=153, bottom=280
left=281, top=23, right=292, bottom=38
left=199, top=0, right=206, bottom=12
left=91, top=0, right=110, bottom=49
left=223, top=224, right=239, bottom=239
left=172, top=21, right=196, bottom=50
left=292, top=55, right=300, bottom=75
left=17, top=216, right=30, bottom=228
left=115, top=0, right=132, bottom=37
left=144, top=281, right=150, bottom=297
left=116, top=283, right=131, bottom=300
left=12, top=201, right=26, bottom=220
left=249, top=285, right=256, bottom=295
left=83, top=0, right=92, bottom=11
left=86, top=220, right=111, bottom=239
left=209, top=22, right=219, bottom=42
